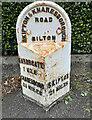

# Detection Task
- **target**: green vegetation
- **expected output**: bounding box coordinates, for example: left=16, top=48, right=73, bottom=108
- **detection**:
left=2, top=2, right=92, bottom=55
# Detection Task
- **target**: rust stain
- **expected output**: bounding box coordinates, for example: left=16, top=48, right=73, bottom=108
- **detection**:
left=35, top=3, right=41, bottom=7
left=62, top=44, right=64, bottom=48
left=56, top=27, right=62, bottom=35
left=42, top=3, right=46, bottom=6
left=21, top=42, right=67, bottom=57
left=37, top=56, right=44, bottom=62
left=26, top=30, right=31, bottom=35
left=57, top=42, right=65, bottom=48
left=18, top=56, right=20, bottom=58
left=52, top=63, right=56, bottom=68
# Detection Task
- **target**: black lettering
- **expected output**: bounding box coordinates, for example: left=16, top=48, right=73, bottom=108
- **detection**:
left=62, top=26, right=65, bottom=30
left=29, top=60, right=32, bottom=65
left=39, top=83, right=44, bottom=89
left=59, top=18, right=63, bottom=23
left=40, top=17, right=43, bottom=22
left=25, top=77, right=27, bottom=82
left=23, top=59, right=25, bottom=64
left=18, top=58, right=20, bottom=63
left=32, top=37, right=35, bottom=41
left=43, top=36, right=46, bottom=40
left=32, top=9, right=36, bottom=14
left=23, top=67, right=25, bottom=71
left=58, top=77, right=61, bottom=83
left=27, top=68, right=29, bottom=72
left=60, top=22, right=65, bottom=26
left=64, top=81, right=68, bottom=87
left=62, top=38, right=66, bottom=41
left=40, top=63, right=44, bottom=69
left=21, top=58, right=23, bottom=63
left=64, top=73, right=68, bottom=80
left=56, top=84, right=63, bottom=92
left=66, top=73, right=69, bottom=79
left=22, top=28, right=26, bottom=34
left=22, top=35, right=26, bottom=42
left=49, top=89, right=53, bottom=95
left=22, top=24, right=26, bottom=28
left=34, top=70, right=37, bottom=75
left=46, top=7, right=50, bottom=12
left=23, top=83, right=27, bottom=88
left=30, top=69, right=32, bottom=73
left=61, top=76, right=64, bottom=81
left=34, top=61, right=37, bottom=67
left=44, top=17, right=48, bottom=22
left=27, top=77, right=30, bottom=83
left=54, top=11, right=58, bottom=17
left=39, top=36, right=43, bottom=41
left=36, top=82, right=40, bottom=88
left=52, top=80, right=55, bottom=86
left=32, top=60, right=35, bottom=66
left=64, top=75, right=67, bottom=80
left=36, top=36, right=38, bottom=41
left=42, top=7, right=45, bottom=12
left=50, top=8, right=54, bottom=14
left=36, top=7, right=40, bottom=12
left=47, top=36, right=51, bottom=40
left=52, top=36, right=56, bottom=41
left=35, top=17, right=39, bottom=22
left=31, top=79, right=36, bottom=86
left=28, top=12, right=32, bottom=17
left=36, top=89, right=39, bottom=94
left=49, top=17, right=52, bottom=22
left=39, top=91, right=42, bottom=96
left=25, top=16, right=30, bottom=21
left=56, top=79, right=58, bottom=84
left=37, top=62, right=40, bottom=68
left=62, top=30, right=65, bottom=34
left=23, top=16, right=29, bottom=24
left=57, top=14, right=61, bottom=19
left=26, top=59, right=29, bottom=65
left=53, top=89, right=55, bottom=94
left=62, top=34, right=66, bottom=39
left=48, top=82, right=51, bottom=88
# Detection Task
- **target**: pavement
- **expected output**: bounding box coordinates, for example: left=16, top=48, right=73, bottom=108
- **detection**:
left=1, top=55, right=92, bottom=118
left=2, top=89, right=90, bottom=118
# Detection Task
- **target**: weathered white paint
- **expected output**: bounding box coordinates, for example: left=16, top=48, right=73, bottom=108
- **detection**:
left=16, top=1, right=71, bottom=44
left=16, top=1, right=71, bottom=110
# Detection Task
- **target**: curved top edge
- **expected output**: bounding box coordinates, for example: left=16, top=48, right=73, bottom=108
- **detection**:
left=16, top=1, right=71, bottom=43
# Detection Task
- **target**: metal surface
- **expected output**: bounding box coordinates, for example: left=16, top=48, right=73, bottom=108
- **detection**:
left=16, top=1, right=71, bottom=110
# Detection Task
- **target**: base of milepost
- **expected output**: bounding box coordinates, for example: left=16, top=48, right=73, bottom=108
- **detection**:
left=22, top=91, right=69, bottom=111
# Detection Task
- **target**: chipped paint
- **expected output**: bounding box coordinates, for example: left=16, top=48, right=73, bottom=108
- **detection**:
left=56, top=27, right=62, bottom=35
left=21, top=42, right=67, bottom=57
left=16, top=1, right=71, bottom=111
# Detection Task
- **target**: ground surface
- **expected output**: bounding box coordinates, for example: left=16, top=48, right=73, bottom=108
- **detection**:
left=2, top=71, right=92, bottom=118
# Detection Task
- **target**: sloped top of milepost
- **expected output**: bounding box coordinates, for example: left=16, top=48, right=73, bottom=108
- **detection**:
left=21, top=42, right=67, bottom=57
left=16, top=1, right=71, bottom=45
